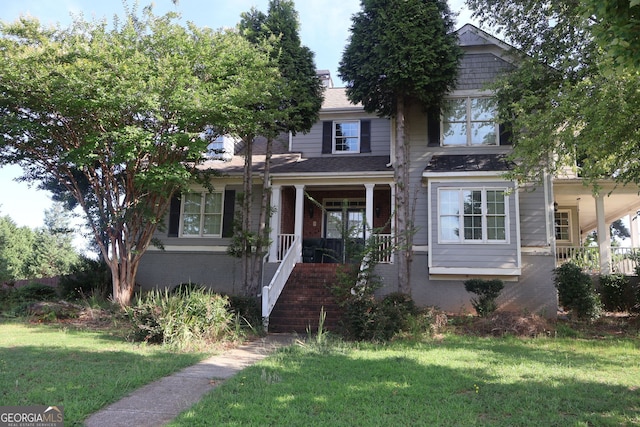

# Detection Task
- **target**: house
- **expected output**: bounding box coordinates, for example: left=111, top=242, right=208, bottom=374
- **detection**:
left=136, top=24, right=640, bottom=324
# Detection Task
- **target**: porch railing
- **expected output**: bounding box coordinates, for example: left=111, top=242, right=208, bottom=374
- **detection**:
left=276, top=234, right=296, bottom=262
left=371, top=233, right=393, bottom=263
left=556, top=246, right=640, bottom=275
left=262, top=235, right=301, bottom=331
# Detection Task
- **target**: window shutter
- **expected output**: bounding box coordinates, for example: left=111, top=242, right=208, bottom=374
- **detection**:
left=360, top=120, right=371, bottom=153
left=499, top=123, right=512, bottom=145
left=167, top=194, right=181, bottom=237
left=222, top=190, right=236, bottom=238
left=427, top=107, right=441, bottom=147
left=322, top=121, right=332, bottom=153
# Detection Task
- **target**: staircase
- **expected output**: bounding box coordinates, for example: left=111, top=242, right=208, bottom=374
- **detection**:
left=267, top=263, right=344, bottom=333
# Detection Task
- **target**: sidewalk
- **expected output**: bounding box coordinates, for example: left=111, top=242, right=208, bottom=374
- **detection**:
left=84, top=333, right=297, bottom=427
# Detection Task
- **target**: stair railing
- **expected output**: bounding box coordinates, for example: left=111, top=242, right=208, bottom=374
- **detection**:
left=262, top=234, right=301, bottom=331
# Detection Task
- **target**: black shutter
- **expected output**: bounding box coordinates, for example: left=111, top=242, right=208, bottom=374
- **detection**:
left=360, top=119, right=371, bottom=153
left=427, top=107, right=441, bottom=147
left=499, top=123, right=512, bottom=145
left=322, top=121, right=332, bottom=154
left=167, top=194, right=181, bottom=237
left=222, top=190, right=236, bottom=238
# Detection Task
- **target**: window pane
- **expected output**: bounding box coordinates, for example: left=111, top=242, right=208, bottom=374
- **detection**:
left=486, top=191, right=505, bottom=215
left=202, top=214, right=222, bottom=235
left=470, top=122, right=497, bottom=145
left=182, top=214, right=200, bottom=235
left=471, top=98, right=496, bottom=121
left=334, top=121, right=359, bottom=152
left=440, top=216, right=460, bottom=240
left=443, top=99, right=467, bottom=122
left=442, top=122, right=467, bottom=146
left=463, top=216, right=482, bottom=240
left=204, top=193, right=222, bottom=213
left=463, top=191, right=482, bottom=214
left=183, top=193, right=201, bottom=214
left=326, top=211, right=342, bottom=239
left=440, top=190, right=459, bottom=215
left=487, top=216, right=506, bottom=240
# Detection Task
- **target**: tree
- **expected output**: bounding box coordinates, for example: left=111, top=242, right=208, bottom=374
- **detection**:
left=0, top=216, right=33, bottom=282
left=238, top=0, right=323, bottom=296
left=0, top=7, right=281, bottom=305
left=465, top=0, right=640, bottom=188
left=339, top=0, right=461, bottom=293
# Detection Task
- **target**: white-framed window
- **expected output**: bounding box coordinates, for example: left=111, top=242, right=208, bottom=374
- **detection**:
left=181, top=192, right=224, bottom=237
left=442, top=97, right=498, bottom=146
left=554, top=210, right=571, bottom=242
left=438, top=188, right=508, bottom=243
left=333, top=120, right=360, bottom=153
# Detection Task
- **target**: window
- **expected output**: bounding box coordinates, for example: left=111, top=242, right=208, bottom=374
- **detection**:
left=439, top=188, right=507, bottom=243
left=181, top=192, right=223, bottom=237
left=442, top=97, right=498, bottom=146
left=333, top=120, right=360, bottom=153
left=555, top=210, right=571, bottom=242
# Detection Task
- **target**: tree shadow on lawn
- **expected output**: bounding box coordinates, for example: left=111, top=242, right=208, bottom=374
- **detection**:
left=171, top=344, right=639, bottom=427
left=0, top=345, right=202, bottom=426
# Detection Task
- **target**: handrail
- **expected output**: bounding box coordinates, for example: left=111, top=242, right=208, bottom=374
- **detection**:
left=556, top=246, right=640, bottom=275
left=262, top=235, right=301, bottom=331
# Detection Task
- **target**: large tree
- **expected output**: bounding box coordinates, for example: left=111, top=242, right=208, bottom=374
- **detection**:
left=466, top=0, right=640, bottom=187
left=238, top=0, right=323, bottom=296
left=338, top=0, right=461, bottom=293
left=0, top=7, right=280, bottom=305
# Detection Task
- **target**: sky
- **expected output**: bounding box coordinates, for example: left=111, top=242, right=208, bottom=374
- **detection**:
left=0, top=0, right=477, bottom=231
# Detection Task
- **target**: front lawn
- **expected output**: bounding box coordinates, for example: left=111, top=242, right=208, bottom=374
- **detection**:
left=170, top=334, right=640, bottom=426
left=0, top=322, right=206, bottom=426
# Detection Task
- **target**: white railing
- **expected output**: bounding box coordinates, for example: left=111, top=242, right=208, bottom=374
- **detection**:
left=556, top=246, right=640, bottom=275
left=262, top=235, right=301, bottom=330
left=277, top=233, right=296, bottom=262
left=372, top=233, right=393, bottom=263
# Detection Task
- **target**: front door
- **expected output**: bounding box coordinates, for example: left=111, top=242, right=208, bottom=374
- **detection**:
left=324, top=208, right=365, bottom=263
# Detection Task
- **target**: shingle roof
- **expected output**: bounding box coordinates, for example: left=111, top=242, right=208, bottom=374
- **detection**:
left=322, top=87, right=362, bottom=110
left=424, top=154, right=513, bottom=173
left=272, top=155, right=391, bottom=174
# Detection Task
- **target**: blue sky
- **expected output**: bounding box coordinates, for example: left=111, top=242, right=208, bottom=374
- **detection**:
left=0, top=0, right=476, bottom=230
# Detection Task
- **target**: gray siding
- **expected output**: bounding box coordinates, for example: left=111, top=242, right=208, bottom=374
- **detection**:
left=456, top=53, right=514, bottom=90
left=293, top=116, right=391, bottom=157
left=429, top=181, right=519, bottom=269
left=519, top=185, right=550, bottom=247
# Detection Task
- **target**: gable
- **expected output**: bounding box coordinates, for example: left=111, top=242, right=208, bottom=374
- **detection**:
left=456, top=53, right=514, bottom=90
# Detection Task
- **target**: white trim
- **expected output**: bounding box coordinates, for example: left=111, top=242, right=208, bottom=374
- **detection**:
left=429, top=267, right=522, bottom=276
left=554, top=209, right=572, bottom=243
left=179, top=189, right=225, bottom=238
left=521, top=247, right=553, bottom=255
left=147, top=245, right=229, bottom=252
left=423, top=171, right=507, bottom=179
left=332, top=119, right=360, bottom=154
left=441, top=96, right=499, bottom=147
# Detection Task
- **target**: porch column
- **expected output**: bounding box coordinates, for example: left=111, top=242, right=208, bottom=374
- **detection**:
left=294, top=185, right=305, bottom=239
left=268, top=185, right=281, bottom=262
left=629, top=213, right=639, bottom=249
left=390, top=183, right=396, bottom=264
left=365, top=183, right=374, bottom=239
left=595, top=195, right=611, bottom=274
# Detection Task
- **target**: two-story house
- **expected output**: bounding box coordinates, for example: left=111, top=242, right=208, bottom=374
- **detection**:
left=137, top=24, right=640, bottom=325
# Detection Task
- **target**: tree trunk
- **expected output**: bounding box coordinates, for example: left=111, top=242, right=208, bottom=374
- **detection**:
left=395, top=95, right=412, bottom=294
left=241, top=136, right=254, bottom=296
left=249, top=137, right=273, bottom=296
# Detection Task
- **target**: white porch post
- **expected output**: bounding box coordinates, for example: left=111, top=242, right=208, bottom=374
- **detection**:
left=595, top=195, right=611, bottom=274
left=365, top=183, right=374, bottom=240
left=294, top=185, right=305, bottom=241
left=268, top=185, right=281, bottom=262
left=390, top=183, right=396, bottom=263
left=629, top=213, right=639, bottom=249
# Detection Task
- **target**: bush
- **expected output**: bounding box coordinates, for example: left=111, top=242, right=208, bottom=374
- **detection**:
left=599, top=274, right=630, bottom=312
left=464, top=278, right=504, bottom=317
left=58, top=257, right=111, bottom=300
left=554, top=262, right=602, bottom=320
left=126, top=288, right=233, bottom=349
left=228, top=295, right=262, bottom=331
left=11, top=283, right=58, bottom=304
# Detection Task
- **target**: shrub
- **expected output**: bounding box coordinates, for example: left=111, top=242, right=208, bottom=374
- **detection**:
left=11, top=283, right=58, bottom=304
left=227, top=295, right=262, bottom=331
left=126, top=288, right=233, bottom=349
left=599, top=274, right=629, bottom=312
left=554, top=262, right=602, bottom=320
left=464, top=278, right=504, bottom=317
left=58, top=257, right=111, bottom=300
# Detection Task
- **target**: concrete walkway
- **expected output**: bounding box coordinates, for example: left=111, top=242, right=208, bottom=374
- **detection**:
left=84, top=334, right=297, bottom=427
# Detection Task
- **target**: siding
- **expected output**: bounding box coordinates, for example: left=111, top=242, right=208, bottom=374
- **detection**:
left=293, top=116, right=391, bottom=157
left=519, top=184, right=550, bottom=247
left=456, top=53, right=514, bottom=90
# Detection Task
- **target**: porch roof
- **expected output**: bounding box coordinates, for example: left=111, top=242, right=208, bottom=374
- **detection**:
left=424, top=154, right=513, bottom=173
left=270, top=155, right=392, bottom=174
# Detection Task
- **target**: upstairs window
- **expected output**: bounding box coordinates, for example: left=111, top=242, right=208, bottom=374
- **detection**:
left=181, top=192, right=224, bottom=237
left=439, top=188, right=508, bottom=243
left=333, top=120, right=360, bottom=153
left=442, top=97, right=498, bottom=146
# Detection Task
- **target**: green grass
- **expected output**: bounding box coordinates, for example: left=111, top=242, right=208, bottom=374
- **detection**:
left=170, top=335, right=640, bottom=427
left=0, top=321, right=206, bottom=426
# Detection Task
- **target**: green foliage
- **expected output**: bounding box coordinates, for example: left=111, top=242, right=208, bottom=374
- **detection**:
left=338, top=0, right=461, bottom=116
left=125, top=288, right=233, bottom=350
left=58, top=257, right=112, bottom=300
left=9, top=283, right=58, bottom=305
left=464, top=279, right=504, bottom=317
left=554, top=262, right=603, bottom=320
left=599, top=274, right=631, bottom=312
left=227, top=295, right=262, bottom=331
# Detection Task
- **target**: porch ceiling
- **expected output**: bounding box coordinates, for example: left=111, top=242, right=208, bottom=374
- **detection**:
left=553, top=179, right=640, bottom=233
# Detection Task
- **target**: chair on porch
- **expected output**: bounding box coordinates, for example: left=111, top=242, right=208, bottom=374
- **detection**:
left=302, top=238, right=325, bottom=263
